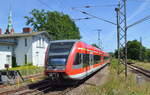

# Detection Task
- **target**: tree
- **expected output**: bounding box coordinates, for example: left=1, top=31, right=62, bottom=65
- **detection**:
left=145, top=49, right=150, bottom=62
left=127, top=40, right=146, bottom=61
left=25, top=9, right=81, bottom=40
left=114, top=40, right=146, bottom=61
left=127, top=40, right=140, bottom=60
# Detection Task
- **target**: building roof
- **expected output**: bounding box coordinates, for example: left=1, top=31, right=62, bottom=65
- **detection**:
left=0, top=31, right=51, bottom=39
left=50, top=40, right=79, bottom=43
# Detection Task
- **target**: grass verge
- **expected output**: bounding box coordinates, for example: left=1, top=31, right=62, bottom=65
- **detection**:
left=82, top=59, right=150, bottom=95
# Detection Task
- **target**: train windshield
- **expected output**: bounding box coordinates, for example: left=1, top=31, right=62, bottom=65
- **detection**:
left=48, top=55, right=67, bottom=66
left=48, top=42, right=75, bottom=66
left=49, top=42, right=75, bottom=54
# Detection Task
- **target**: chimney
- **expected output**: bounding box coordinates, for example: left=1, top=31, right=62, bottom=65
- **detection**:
left=23, top=27, right=32, bottom=33
left=0, top=28, right=2, bottom=35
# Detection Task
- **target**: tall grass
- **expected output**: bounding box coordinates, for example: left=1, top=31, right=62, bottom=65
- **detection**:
left=136, top=62, right=150, bottom=70
left=82, top=58, right=150, bottom=95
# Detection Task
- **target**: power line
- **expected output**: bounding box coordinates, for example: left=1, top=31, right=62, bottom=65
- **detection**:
left=72, top=8, right=116, bottom=25
left=128, top=0, right=150, bottom=3
left=58, top=0, right=65, bottom=13
left=72, top=17, right=93, bottom=21
left=127, top=15, right=150, bottom=28
left=37, top=0, right=54, bottom=11
left=72, top=4, right=117, bottom=9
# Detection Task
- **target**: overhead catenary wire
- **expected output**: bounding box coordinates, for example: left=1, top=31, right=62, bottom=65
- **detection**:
left=72, top=4, right=117, bottom=9
left=37, top=0, right=55, bottom=11
left=58, top=0, right=65, bottom=13
left=128, top=0, right=150, bottom=3
left=72, top=17, right=93, bottom=21
left=72, top=8, right=116, bottom=25
left=127, top=15, right=150, bottom=28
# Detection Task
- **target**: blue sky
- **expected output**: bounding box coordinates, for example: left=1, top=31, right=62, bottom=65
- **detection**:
left=0, top=0, right=150, bottom=52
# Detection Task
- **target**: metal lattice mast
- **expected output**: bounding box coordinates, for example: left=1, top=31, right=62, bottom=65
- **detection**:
left=115, top=0, right=127, bottom=77
left=139, top=37, right=142, bottom=61
left=97, top=29, right=102, bottom=50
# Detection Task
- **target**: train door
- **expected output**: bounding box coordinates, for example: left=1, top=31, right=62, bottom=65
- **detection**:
left=83, top=53, right=89, bottom=77
left=101, top=56, right=104, bottom=64
left=89, top=52, right=94, bottom=72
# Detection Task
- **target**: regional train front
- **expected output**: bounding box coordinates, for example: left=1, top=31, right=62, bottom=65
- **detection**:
left=44, top=40, right=76, bottom=80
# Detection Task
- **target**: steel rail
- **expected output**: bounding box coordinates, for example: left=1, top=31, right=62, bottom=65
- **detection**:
left=128, top=63, right=150, bottom=77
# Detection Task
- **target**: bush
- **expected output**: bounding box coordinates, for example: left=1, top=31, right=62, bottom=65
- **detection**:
left=9, top=65, right=44, bottom=76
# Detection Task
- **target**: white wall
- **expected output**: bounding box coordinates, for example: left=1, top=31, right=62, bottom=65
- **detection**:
left=0, top=45, right=12, bottom=70
left=0, top=33, right=50, bottom=67
left=32, top=34, right=49, bottom=66
left=15, top=37, right=32, bottom=65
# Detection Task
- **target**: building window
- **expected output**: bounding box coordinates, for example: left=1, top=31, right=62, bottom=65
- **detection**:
left=6, top=55, right=11, bottom=65
left=25, top=38, right=27, bottom=47
left=42, top=38, right=45, bottom=47
left=25, top=54, right=27, bottom=65
left=36, top=38, right=39, bottom=47
left=39, top=37, right=41, bottom=47
left=36, top=37, right=45, bottom=48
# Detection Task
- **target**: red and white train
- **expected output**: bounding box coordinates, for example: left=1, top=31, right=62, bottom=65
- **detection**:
left=44, top=40, right=110, bottom=80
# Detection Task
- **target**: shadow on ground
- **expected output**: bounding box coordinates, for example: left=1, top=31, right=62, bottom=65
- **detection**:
left=27, top=64, right=109, bottom=94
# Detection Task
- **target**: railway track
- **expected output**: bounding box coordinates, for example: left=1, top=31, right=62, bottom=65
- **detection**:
left=0, top=64, right=108, bottom=95
left=0, top=79, right=79, bottom=95
left=0, top=75, right=95, bottom=95
left=128, top=63, right=150, bottom=78
left=0, top=78, right=51, bottom=95
left=14, top=82, right=53, bottom=95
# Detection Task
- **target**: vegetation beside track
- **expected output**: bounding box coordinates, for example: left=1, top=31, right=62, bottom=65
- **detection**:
left=82, top=59, right=150, bottom=95
left=135, top=62, right=150, bottom=70
left=127, top=59, right=150, bottom=70
left=8, top=65, right=44, bottom=76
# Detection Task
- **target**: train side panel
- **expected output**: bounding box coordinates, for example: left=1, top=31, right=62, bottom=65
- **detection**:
left=65, top=41, right=109, bottom=80
left=44, top=40, right=110, bottom=80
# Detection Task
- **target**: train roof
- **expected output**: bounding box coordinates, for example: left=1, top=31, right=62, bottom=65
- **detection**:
left=49, top=40, right=109, bottom=55
left=50, top=40, right=79, bottom=43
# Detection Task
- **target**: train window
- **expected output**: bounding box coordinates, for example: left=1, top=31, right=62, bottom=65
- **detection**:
left=86, top=54, right=90, bottom=64
left=104, top=56, right=109, bottom=60
left=73, top=53, right=81, bottom=65
left=94, top=55, right=101, bottom=64
left=83, top=54, right=89, bottom=67
left=83, top=54, right=86, bottom=64
left=49, top=42, right=74, bottom=54
left=48, top=55, right=67, bottom=66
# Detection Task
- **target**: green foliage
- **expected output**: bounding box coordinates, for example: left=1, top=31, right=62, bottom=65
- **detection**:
left=9, top=65, right=44, bottom=76
left=114, top=40, right=150, bottom=62
left=144, top=49, right=150, bottom=62
left=81, top=59, right=150, bottom=95
left=25, top=9, right=81, bottom=40
left=110, top=59, right=118, bottom=69
left=127, top=40, right=146, bottom=61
